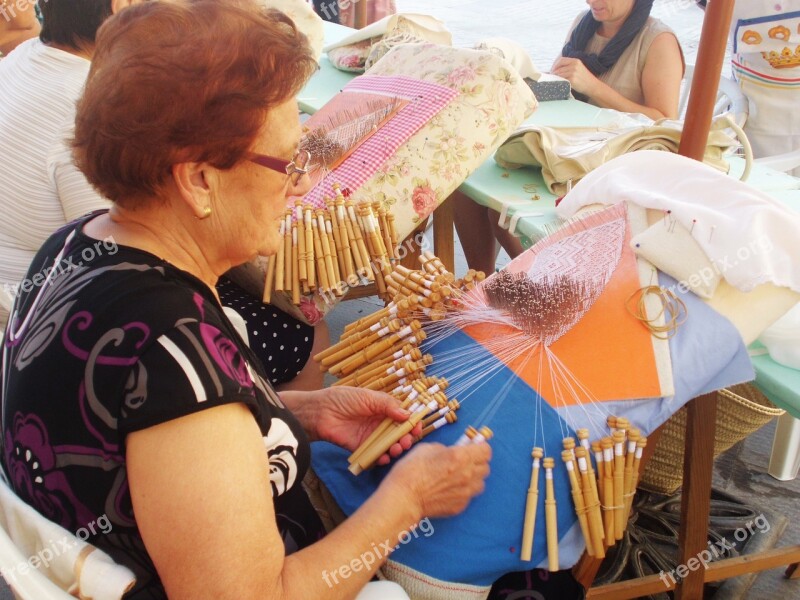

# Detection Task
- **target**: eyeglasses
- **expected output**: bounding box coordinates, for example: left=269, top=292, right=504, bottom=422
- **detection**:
left=247, top=149, right=311, bottom=185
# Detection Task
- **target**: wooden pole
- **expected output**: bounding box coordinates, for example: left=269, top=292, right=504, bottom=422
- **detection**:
left=678, top=0, right=735, bottom=162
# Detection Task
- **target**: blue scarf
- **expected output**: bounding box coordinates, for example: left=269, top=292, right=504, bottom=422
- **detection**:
left=561, top=0, right=654, bottom=100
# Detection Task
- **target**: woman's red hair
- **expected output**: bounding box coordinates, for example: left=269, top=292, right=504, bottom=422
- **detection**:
left=73, top=0, right=317, bottom=205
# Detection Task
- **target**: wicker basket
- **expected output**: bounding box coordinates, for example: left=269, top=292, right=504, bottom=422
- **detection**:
left=639, top=383, right=785, bottom=495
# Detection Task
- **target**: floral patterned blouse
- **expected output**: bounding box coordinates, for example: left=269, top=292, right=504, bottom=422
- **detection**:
left=0, top=213, right=322, bottom=598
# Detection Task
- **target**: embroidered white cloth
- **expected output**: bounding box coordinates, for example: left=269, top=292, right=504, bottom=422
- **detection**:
left=556, top=150, right=800, bottom=294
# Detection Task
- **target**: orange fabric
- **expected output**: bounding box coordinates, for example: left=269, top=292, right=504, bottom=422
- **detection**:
left=465, top=206, right=663, bottom=406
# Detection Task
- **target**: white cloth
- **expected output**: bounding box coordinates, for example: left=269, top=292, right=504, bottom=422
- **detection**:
left=0, top=39, right=109, bottom=324
left=556, top=150, right=800, bottom=294
left=0, top=475, right=135, bottom=599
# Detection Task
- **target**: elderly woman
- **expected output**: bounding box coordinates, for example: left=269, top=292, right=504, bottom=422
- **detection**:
left=0, top=0, right=328, bottom=390
left=0, top=2, right=491, bottom=599
left=552, top=0, right=684, bottom=121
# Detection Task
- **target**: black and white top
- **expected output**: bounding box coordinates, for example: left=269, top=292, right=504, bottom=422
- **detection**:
left=1, top=213, right=324, bottom=598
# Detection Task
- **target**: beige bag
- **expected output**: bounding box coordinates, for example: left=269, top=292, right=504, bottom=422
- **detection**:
left=324, top=13, right=452, bottom=73
left=495, top=114, right=751, bottom=196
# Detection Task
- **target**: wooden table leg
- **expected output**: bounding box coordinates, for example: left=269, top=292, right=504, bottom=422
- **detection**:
left=354, top=0, right=367, bottom=29
left=433, top=194, right=455, bottom=274
left=675, top=391, right=718, bottom=600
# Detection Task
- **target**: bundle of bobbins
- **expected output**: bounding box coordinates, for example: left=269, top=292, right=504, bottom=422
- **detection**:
left=263, top=184, right=401, bottom=305
left=313, top=251, right=490, bottom=475
left=520, top=417, right=648, bottom=570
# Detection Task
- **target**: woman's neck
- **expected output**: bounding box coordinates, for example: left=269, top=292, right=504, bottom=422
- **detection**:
left=44, top=41, right=94, bottom=60
left=85, top=208, right=225, bottom=302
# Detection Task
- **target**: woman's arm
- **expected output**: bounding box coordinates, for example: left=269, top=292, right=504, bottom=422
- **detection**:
left=552, top=32, right=684, bottom=120
left=127, top=402, right=490, bottom=600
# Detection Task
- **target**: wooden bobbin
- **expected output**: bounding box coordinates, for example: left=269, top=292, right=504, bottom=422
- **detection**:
left=629, top=436, right=648, bottom=516
left=322, top=211, right=341, bottom=292
left=318, top=318, right=401, bottom=367
left=612, top=430, right=626, bottom=540
left=291, top=220, right=300, bottom=306
left=334, top=328, right=426, bottom=377
left=336, top=346, right=422, bottom=388
left=575, top=446, right=605, bottom=558
left=334, top=196, right=356, bottom=284
left=607, top=415, right=618, bottom=435
left=520, top=447, right=543, bottom=562
left=562, top=449, right=594, bottom=557
left=274, top=219, right=286, bottom=292
left=576, top=430, right=601, bottom=541
left=326, top=320, right=422, bottom=375
left=351, top=397, right=435, bottom=473
left=454, top=425, right=478, bottom=446
left=600, top=437, right=615, bottom=545
left=592, top=440, right=605, bottom=499
left=622, top=427, right=641, bottom=524
left=364, top=359, right=421, bottom=392
left=283, top=211, right=293, bottom=296
left=311, top=216, right=329, bottom=294
left=263, top=253, right=276, bottom=303
left=346, top=201, right=373, bottom=281
left=303, top=206, right=316, bottom=289
left=417, top=411, right=457, bottom=441
left=543, top=457, right=559, bottom=572
left=295, top=201, right=308, bottom=284
left=348, top=388, right=426, bottom=466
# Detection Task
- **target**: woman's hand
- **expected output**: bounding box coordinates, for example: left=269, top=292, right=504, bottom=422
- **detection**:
left=282, top=386, right=420, bottom=465
left=551, top=56, right=600, bottom=97
left=385, top=442, right=492, bottom=519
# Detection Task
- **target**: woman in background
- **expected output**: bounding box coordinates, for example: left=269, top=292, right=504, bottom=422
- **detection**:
left=455, top=0, right=684, bottom=274
left=0, top=0, right=40, bottom=58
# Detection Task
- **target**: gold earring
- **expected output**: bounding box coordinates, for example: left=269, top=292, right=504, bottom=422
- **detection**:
left=199, top=206, right=212, bottom=220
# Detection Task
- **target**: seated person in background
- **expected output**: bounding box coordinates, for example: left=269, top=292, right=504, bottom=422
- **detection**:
left=552, top=0, right=684, bottom=121
left=455, top=0, right=684, bottom=274
left=0, top=2, right=491, bottom=598
left=0, top=0, right=40, bottom=58
left=0, top=0, right=328, bottom=390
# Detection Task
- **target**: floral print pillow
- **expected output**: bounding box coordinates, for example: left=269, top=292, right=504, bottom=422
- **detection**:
left=327, top=38, right=376, bottom=73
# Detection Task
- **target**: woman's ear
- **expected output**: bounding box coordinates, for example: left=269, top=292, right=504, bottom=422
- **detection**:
left=172, top=163, right=215, bottom=220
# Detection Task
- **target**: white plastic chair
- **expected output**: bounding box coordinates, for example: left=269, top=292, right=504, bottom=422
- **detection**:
left=678, top=64, right=749, bottom=127
left=0, top=474, right=135, bottom=599
left=0, top=287, right=12, bottom=338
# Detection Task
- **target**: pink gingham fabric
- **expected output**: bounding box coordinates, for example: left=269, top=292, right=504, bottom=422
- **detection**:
left=302, top=75, right=457, bottom=208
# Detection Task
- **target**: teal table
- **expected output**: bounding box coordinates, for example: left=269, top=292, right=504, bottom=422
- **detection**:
left=459, top=104, right=800, bottom=247
left=298, top=22, right=356, bottom=115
